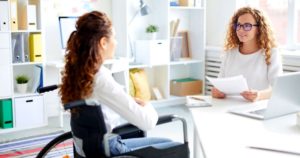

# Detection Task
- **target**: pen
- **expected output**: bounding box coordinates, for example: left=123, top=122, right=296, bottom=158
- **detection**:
left=187, top=103, right=212, bottom=108
left=188, top=97, right=212, bottom=107
left=189, top=96, right=205, bottom=101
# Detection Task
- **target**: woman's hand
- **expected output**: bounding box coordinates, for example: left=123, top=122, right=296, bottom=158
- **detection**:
left=211, top=87, right=226, bottom=99
left=134, top=97, right=146, bottom=107
left=240, top=90, right=260, bottom=102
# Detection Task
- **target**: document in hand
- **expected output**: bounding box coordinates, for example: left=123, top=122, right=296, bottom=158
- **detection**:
left=206, top=75, right=248, bottom=95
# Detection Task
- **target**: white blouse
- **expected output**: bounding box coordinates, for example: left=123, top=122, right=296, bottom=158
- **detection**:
left=219, top=48, right=283, bottom=90
left=89, top=66, right=158, bottom=132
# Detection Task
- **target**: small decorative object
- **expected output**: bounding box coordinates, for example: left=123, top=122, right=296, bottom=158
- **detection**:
left=16, top=75, right=29, bottom=93
left=146, top=24, right=159, bottom=40
left=152, top=87, right=163, bottom=100
left=129, top=68, right=151, bottom=101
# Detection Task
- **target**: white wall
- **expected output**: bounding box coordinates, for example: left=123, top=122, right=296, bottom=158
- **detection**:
left=44, top=0, right=112, bottom=62
left=206, top=0, right=239, bottom=47
left=43, top=0, right=112, bottom=117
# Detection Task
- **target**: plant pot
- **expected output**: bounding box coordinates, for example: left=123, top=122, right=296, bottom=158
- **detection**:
left=16, top=83, right=28, bottom=93
left=147, top=33, right=157, bottom=40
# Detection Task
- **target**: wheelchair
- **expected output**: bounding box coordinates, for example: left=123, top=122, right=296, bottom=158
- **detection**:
left=36, top=85, right=190, bottom=158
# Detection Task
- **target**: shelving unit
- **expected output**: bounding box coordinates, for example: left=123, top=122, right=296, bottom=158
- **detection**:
left=112, top=0, right=206, bottom=106
left=0, top=0, right=46, bottom=134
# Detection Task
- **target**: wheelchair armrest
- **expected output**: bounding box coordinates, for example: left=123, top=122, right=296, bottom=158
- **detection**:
left=37, top=85, right=59, bottom=94
left=112, top=123, right=145, bottom=139
left=156, top=114, right=188, bottom=144
left=157, top=114, right=177, bottom=125
left=112, top=114, right=188, bottom=143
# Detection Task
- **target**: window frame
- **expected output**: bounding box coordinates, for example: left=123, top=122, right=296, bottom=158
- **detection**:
left=286, top=0, right=299, bottom=50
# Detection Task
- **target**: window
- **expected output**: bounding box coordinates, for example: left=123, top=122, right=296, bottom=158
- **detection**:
left=242, top=0, right=300, bottom=50
left=258, top=0, right=288, bottom=45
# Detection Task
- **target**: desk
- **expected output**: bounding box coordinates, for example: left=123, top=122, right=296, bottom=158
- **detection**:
left=190, top=96, right=300, bottom=158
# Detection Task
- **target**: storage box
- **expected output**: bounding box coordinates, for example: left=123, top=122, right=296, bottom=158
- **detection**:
left=170, top=78, right=202, bottom=96
left=0, top=99, right=13, bottom=129
left=14, top=95, right=44, bottom=128
left=135, top=40, right=169, bottom=66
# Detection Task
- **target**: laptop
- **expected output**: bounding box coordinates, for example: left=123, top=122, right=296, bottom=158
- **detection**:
left=228, top=72, right=300, bottom=120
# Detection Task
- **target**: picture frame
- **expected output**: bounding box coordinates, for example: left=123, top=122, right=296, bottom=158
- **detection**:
left=152, top=87, right=163, bottom=100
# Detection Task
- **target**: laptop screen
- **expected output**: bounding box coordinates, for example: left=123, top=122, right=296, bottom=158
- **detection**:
left=58, top=16, right=78, bottom=49
left=264, top=72, right=300, bottom=119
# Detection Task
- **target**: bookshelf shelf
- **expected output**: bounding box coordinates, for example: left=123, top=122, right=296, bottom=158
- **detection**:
left=169, top=6, right=205, bottom=10
left=13, top=62, right=43, bottom=66
left=170, top=59, right=203, bottom=66
left=11, top=30, right=42, bottom=33
left=13, top=92, right=39, bottom=98
left=129, top=63, right=150, bottom=69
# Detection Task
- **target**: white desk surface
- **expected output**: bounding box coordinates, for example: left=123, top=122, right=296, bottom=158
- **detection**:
left=190, top=96, right=300, bottom=158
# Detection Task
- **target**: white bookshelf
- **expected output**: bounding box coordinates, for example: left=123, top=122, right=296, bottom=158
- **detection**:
left=0, top=0, right=46, bottom=134
left=112, top=0, right=206, bottom=106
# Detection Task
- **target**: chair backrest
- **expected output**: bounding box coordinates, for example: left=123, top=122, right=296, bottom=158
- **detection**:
left=70, top=105, right=107, bottom=157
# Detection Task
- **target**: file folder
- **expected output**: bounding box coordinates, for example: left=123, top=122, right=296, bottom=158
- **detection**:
left=10, top=0, right=18, bottom=31
left=12, top=33, right=25, bottom=63
left=0, top=1, right=9, bottom=31
left=0, top=99, right=13, bottom=129
left=27, top=5, right=37, bottom=30
left=29, top=33, right=43, bottom=62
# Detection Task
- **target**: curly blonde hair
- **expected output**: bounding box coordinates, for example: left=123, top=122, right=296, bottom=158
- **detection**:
left=59, top=11, right=112, bottom=110
left=224, top=6, right=276, bottom=65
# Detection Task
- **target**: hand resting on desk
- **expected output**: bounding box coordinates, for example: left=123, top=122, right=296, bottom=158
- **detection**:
left=211, top=87, right=226, bottom=99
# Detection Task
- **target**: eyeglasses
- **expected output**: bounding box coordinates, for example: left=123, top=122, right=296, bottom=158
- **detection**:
left=234, top=23, right=259, bottom=31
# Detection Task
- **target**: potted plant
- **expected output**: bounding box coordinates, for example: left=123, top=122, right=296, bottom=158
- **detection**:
left=16, top=75, right=29, bottom=93
left=146, top=24, right=159, bottom=40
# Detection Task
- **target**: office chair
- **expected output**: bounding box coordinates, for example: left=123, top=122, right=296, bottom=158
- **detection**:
left=36, top=85, right=189, bottom=158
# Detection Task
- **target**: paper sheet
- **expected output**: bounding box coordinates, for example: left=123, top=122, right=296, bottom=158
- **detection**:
left=206, top=75, right=248, bottom=95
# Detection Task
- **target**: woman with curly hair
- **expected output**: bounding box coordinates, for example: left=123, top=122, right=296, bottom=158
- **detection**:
left=212, top=6, right=283, bottom=102
left=59, top=11, right=178, bottom=156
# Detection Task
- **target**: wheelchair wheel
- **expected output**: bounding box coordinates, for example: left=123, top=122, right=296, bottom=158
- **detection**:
left=36, top=131, right=73, bottom=158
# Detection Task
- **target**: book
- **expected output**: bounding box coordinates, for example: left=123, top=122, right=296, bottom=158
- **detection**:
left=31, top=65, right=43, bottom=93
left=172, top=19, right=180, bottom=36
left=178, top=31, right=190, bottom=58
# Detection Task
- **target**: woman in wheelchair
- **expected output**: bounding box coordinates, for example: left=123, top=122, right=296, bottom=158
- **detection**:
left=59, top=11, right=181, bottom=157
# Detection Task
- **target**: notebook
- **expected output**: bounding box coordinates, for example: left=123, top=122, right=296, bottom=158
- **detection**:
left=228, top=72, right=300, bottom=120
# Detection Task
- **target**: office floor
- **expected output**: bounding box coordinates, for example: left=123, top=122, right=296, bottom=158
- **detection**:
left=0, top=104, right=195, bottom=157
